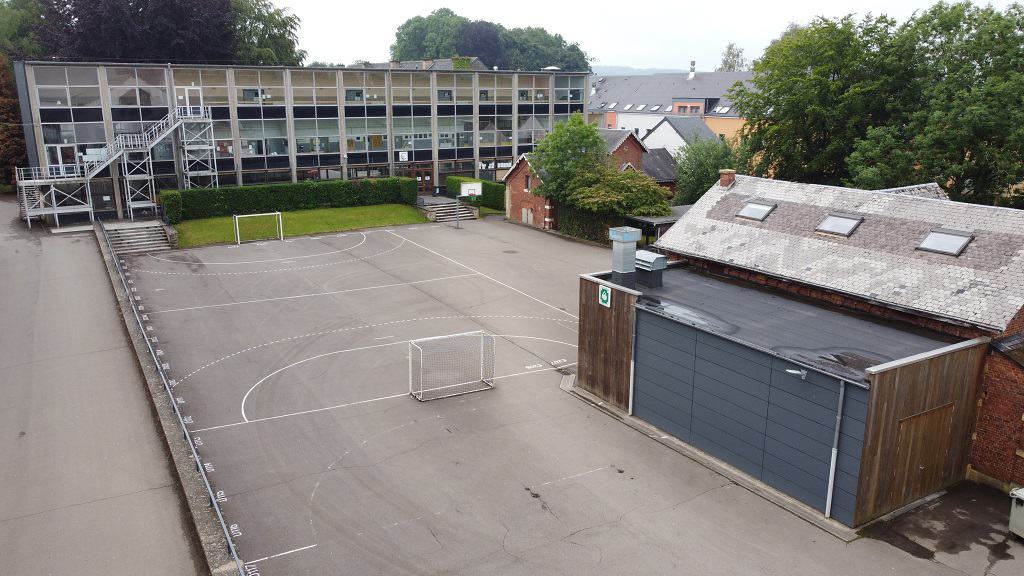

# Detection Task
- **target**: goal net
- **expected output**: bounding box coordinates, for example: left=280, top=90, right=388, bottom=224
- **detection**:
left=234, top=212, right=284, bottom=244
left=409, top=331, right=495, bottom=401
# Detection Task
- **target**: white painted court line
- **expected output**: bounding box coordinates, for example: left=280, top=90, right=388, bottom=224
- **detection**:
left=244, top=543, right=318, bottom=564
left=387, top=231, right=578, bottom=320
left=133, top=237, right=406, bottom=276
left=176, top=315, right=577, bottom=385
left=191, top=362, right=577, bottom=433
left=148, top=273, right=478, bottom=314
left=530, top=466, right=610, bottom=489
left=148, top=232, right=367, bottom=265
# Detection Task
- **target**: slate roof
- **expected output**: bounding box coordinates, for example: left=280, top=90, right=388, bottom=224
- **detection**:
left=642, top=148, right=678, bottom=182
left=643, top=116, right=717, bottom=146
left=654, top=175, right=1024, bottom=331
left=993, top=332, right=1024, bottom=367
left=597, top=128, right=646, bottom=153
left=590, top=71, right=752, bottom=113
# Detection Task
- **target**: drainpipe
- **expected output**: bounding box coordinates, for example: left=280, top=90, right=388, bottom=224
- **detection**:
left=824, top=380, right=847, bottom=519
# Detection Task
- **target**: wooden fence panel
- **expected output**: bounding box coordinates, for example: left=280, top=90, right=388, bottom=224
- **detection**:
left=577, top=275, right=639, bottom=411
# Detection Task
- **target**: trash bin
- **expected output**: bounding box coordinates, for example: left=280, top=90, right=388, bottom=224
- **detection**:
left=1011, top=487, right=1024, bottom=540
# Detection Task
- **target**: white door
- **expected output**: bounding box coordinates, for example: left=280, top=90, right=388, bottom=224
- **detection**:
left=176, top=87, right=202, bottom=115
left=46, top=144, right=77, bottom=177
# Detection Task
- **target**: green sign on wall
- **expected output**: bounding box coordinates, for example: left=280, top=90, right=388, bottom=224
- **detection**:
left=598, top=284, right=611, bottom=308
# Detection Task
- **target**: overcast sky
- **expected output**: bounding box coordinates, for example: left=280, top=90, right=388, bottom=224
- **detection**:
left=282, top=0, right=1015, bottom=71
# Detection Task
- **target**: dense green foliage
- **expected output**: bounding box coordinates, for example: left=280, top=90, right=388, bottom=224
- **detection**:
left=444, top=176, right=504, bottom=211
left=556, top=205, right=621, bottom=244
left=173, top=205, right=427, bottom=248
left=0, top=53, right=23, bottom=185
left=390, top=8, right=591, bottom=71
left=732, top=2, right=1024, bottom=204
left=231, top=0, right=306, bottom=65
left=160, top=178, right=417, bottom=223
left=569, top=166, right=671, bottom=217
left=529, top=113, right=606, bottom=203
left=674, top=138, right=739, bottom=205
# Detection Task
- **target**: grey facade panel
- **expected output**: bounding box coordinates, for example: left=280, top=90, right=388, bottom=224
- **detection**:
left=632, top=307, right=867, bottom=527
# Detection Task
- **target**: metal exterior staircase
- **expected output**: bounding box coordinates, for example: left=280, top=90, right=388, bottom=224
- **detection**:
left=105, top=223, right=172, bottom=255
left=17, top=106, right=216, bottom=227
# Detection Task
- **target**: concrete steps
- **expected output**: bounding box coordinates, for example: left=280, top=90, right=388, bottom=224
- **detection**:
left=106, top=223, right=171, bottom=254
left=427, top=202, right=477, bottom=223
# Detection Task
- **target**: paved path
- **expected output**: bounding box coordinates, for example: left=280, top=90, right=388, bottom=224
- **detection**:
left=0, top=198, right=203, bottom=575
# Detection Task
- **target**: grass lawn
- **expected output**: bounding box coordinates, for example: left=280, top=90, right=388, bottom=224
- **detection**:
left=174, top=204, right=428, bottom=248
left=478, top=206, right=504, bottom=216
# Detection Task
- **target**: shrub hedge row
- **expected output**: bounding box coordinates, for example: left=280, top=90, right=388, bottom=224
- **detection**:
left=556, top=204, right=622, bottom=244
left=160, top=178, right=418, bottom=223
left=444, top=176, right=505, bottom=212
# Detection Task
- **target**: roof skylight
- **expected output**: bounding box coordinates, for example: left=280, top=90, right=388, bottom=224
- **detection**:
left=624, top=104, right=633, bottom=110
left=649, top=105, right=660, bottom=112
left=608, top=102, right=617, bottom=109
left=816, top=213, right=863, bottom=237
left=636, top=104, right=646, bottom=111
left=719, top=106, right=731, bottom=114
left=918, top=228, right=973, bottom=256
left=736, top=201, right=776, bottom=221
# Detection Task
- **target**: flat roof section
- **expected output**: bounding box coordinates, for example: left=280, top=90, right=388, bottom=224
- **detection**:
left=636, top=267, right=955, bottom=383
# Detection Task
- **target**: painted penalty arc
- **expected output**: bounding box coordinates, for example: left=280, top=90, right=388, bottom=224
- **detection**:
left=147, top=231, right=368, bottom=265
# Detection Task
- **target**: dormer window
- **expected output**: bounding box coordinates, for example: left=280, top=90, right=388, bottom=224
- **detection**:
left=736, top=201, right=776, bottom=221
left=816, top=213, right=863, bottom=237
left=918, top=228, right=973, bottom=256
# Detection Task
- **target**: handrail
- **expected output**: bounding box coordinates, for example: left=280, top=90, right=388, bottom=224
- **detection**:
left=98, top=221, right=245, bottom=576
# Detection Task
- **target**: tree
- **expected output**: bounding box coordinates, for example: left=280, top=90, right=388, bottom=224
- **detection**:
left=674, top=138, right=738, bottom=205
left=306, top=60, right=336, bottom=68
left=0, top=52, right=25, bottom=185
left=0, top=0, right=43, bottom=60
left=390, top=8, right=467, bottom=62
left=528, top=113, right=606, bottom=202
left=716, top=42, right=749, bottom=72
left=730, top=14, right=904, bottom=185
left=389, top=9, right=591, bottom=71
left=568, top=165, right=671, bottom=217
left=847, top=2, right=1024, bottom=204
left=231, top=0, right=305, bottom=65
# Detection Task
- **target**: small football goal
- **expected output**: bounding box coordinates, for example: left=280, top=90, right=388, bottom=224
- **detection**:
left=233, top=212, right=284, bottom=244
left=409, top=331, right=495, bottom=401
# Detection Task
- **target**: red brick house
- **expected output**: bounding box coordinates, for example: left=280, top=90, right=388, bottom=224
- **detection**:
left=653, top=170, right=1024, bottom=491
left=504, top=129, right=647, bottom=229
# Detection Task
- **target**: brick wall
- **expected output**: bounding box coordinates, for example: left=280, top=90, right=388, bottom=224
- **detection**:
left=973, top=353, right=1024, bottom=486
left=610, top=135, right=644, bottom=171
left=505, top=160, right=553, bottom=229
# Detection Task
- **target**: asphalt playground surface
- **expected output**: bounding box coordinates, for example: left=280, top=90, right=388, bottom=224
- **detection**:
left=123, top=217, right=996, bottom=575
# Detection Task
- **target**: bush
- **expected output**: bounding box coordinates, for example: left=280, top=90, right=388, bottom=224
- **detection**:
left=160, top=177, right=418, bottom=223
left=557, top=204, right=622, bottom=244
left=444, top=176, right=505, bottom=211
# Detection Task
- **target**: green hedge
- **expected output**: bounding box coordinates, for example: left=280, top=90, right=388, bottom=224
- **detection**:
left=160, top=177, right=417, bottom=223
left=556, top=204, right=622, bottom=244
left=444, top=176, right=505, bottom=212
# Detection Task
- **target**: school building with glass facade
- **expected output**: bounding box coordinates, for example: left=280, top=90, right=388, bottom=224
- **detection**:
left=13, top=61, right=588, bottom=223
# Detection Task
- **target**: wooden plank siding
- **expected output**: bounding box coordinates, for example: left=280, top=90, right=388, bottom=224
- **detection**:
left=577, top=275, right=639, bottom=411
left=854, top=339, right=989, bottom=525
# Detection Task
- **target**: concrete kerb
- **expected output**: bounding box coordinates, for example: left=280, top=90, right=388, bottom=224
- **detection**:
left=563, top=379, right=861, bottom=543
left=94, top=224, right=238, bottom=575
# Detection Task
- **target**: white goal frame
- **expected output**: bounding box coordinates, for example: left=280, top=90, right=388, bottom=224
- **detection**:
left=233, top=211, right=283, bottom=245
left=409, top=331, right=496, bottom=401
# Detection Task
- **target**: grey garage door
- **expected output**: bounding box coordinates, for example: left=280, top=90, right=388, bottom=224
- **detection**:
left=632, top=308, right=867, bottom=526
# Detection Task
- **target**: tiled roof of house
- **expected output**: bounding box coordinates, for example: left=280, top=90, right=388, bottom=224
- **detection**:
left=993, top=332, right=1024, bottom=367
left=598, top=128, right=646, bottom=153
left=643, top=116, right=717, bottom=145
left=654, top=175, right=1024, bottom=331
left=642, top=148, right=678, bottom=182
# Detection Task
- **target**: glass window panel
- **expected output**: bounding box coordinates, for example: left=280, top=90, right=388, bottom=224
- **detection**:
left=215, top=140, right=233, bottom=158
left=346, top=135, right=367, bottom=152
left=393, top=134, right=413, bottom=150
left=234, top=69, right=259, bottom=86
left=66, top=67, right=98, bottom=86
left=533, top=76, right=551, bottom=89
left=343, top=71, right=364, bottom=86
left=317, top=118, right=339, bottom=136
left=38, top=87, right=69, bottom=107
left=391, top=73, right=411, bottom=87
left=345, top=88, right=364, bottom=102
left=261, top=86, right=285, bottom=105
left=392, top=88, right=411, bottom=104
left=456, top=74, right=473, bottom=88
left=496, top=116, right=513, bottom=131
left=42, top=123, right=75, bottom=144
left=535, top=89, right=548, bottom=101
left=496, top=75, right=512, bottom=88
left=413, top=117, right=431, bottom=130
left=554, top=76, right=569, bottom=88
left=919, top=230, right=972, bottom=255
left=479, top=116, right=496, bottom=131
left=74, top=123, right=105, bottom=143
left=201, top=69, right=227, bottom=86
left=237, top=87, right=262, bottom=105
left=367, top=72, right=386, bottom=87
left=202, top=86, right=229, bottom=105
left=153, top=140, right=174, bottom=161
left=437, top=117, right=456, bottom=131
left=455, top=88, right=473, bottom=103
left=173, top=68, right=200, bottom=86
left=110, top=87, right=138, bottom=106
left=478, top=132, right=496, bottom=146
left=34, top=66, right=67, bottom=86
left=368, top=134, right=388, bottom=151
left=345, top=118, right=367, bottom=135
left=437, top=89, right=453, bottom=102
left=213, top=121, right=233, bottom=139
left=496, top=89, right=513, bottom=103
left=240, top=138, right=264, bottom=156
left=135, top=68, right=164, bottom=86
left=238, top=120, right=263, bottom=139
left=294, top=119, right=318, bottom=137
left=108, top=68, right=138, bottom=87
left=736, top=202, right=776, bottom=221
left=479, top=89, right=492, bottom=102
left=138, top=87, right=167, bottom=106
left=259, top=70, right=284, bottom=86
left=456, top=132, right=474, bottom=147
left=69, top=86, right=101, bottom=107
left=113, top=121, right=142, bottom=135
left=262, top=119, right=287, bottom=137
left=518, top=89, right=531, bottom=102
left=315, top=86, right=337, bottom=104
left=437, top=73, right=454, bottom=87
left=411, top=87, right=430, bottom=104
left=292, top=87, right=315, bottom=105
left=411, top=73, right=430, bottom=88
left=392, top=117, right=412, bottom=131
left=816, top=215, right=863, bottom=236
left=291, top=70, right=314, bottom=87
left=366, top=118, right=387, bottom=133
left=478, top=74, right=495, bottom=88
left=314, top=70, right=336, bottom=86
